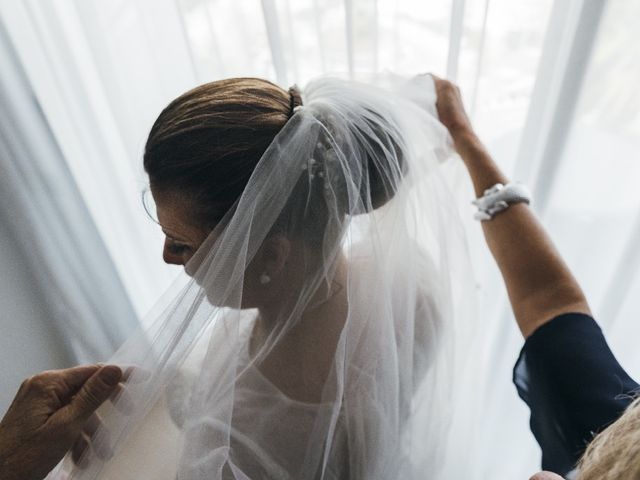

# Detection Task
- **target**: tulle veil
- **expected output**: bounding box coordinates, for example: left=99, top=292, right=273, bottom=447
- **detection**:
left=50, top=74, right=479, bottom=479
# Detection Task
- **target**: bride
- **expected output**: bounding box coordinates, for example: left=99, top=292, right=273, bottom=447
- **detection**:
left=53, top=74, right=474, bottom=479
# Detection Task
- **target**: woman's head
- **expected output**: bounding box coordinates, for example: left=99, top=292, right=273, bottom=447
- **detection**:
left=145, top=78, right=299, bottom=231
left=145, top=77, right=304, bottom=273
left=145, top=77, right=405, bottom=257
left=144, top=77, right=406, bottom=308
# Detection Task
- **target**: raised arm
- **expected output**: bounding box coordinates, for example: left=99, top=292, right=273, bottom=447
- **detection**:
left=432, top=75, right=590, bottom=337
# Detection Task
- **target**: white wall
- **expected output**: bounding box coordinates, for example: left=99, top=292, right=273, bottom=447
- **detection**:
left=0, top=225, right=70, bottom=416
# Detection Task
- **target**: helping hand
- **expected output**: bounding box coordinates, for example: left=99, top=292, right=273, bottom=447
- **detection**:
left=430, top=74, right=474, bottom=139
left=0, top=364, right=122, bottom=480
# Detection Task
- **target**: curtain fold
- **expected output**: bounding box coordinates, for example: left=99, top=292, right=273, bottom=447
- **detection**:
left=0, top=19, right=138, bottom=362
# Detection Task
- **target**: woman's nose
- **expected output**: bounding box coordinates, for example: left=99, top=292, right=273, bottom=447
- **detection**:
left=162, top=239, right=185, bottom=266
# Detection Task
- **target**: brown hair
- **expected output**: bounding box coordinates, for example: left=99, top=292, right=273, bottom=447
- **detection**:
left=144, top=78, right=302, bottom=226
left=144, top=77, right=404, bottom=233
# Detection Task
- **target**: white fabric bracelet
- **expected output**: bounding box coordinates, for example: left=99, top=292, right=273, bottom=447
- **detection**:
left=472, top=182, right=531, bottom=221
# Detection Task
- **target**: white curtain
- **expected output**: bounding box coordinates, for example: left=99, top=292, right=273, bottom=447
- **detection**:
left=0, top=20, right=138, bottom=362
left=1, top=0, right=639, bottom=477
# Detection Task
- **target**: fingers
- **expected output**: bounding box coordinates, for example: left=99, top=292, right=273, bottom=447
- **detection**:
left=68, top=367, right=142, bottom=467
left=71, top=432, right=91, bottom=466
left=109, top=382, right=134, bottom=414
left=427, top=73, right=460, bottom=95
left=56, top=364, right=102, bottom=390
left=121, top=365, right=151, bottom=383
left=425, top=73, right=472, bottom=136
left=70, top=430, right=113, bottom=468
left=19, top=365, right=100, bottom=399
left=75, top=414, right=114, bottom=463
left=82, top=413, right=102, bottom=438
left=425, top=72, right=448, bottom=87
left=66, top=365, right=122, bottom=425
left=59, top=364, right=145, bottom=468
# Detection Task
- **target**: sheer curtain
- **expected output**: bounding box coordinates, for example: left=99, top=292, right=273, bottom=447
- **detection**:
left=1, top=0, right=639, bottom=477
left=0, top=20, right=138, bottom=362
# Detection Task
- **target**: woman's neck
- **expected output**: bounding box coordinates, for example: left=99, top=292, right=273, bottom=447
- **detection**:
left=255, top=252, right=348, bottom=333
left=249, top=255, right=350, bottom=402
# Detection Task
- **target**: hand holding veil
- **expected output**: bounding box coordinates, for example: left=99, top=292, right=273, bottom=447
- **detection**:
left=50, top=74, right=477, bottom=480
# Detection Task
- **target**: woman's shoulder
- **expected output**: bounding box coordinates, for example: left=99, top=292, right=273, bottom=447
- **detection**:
left=513, top=312, right=640, bottom=475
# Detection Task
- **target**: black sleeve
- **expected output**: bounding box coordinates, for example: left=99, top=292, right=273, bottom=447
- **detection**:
left=513, top=312, right=639, bottom=476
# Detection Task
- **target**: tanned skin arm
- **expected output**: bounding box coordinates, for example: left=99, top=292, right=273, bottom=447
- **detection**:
left=432, top=75, right=590, bottom=338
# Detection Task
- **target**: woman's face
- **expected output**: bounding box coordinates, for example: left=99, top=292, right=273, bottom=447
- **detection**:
left=151, top=187, right=298, bottom=310
left=151, top=187, right=210, bottom=267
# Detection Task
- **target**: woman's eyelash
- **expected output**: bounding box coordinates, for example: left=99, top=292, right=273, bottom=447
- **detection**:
left=167, top=241, right=191, bottom=255
left=168, top=245, right=186, bottom=255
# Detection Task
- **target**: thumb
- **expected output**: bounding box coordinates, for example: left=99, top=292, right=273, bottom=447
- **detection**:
left=67, top=365, right=122, bottom=424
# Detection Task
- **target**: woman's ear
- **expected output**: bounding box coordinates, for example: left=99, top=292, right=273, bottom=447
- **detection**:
left=260, top=234, right=291, bottom=279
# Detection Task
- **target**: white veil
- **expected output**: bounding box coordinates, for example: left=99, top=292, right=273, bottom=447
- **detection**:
left=50, top=74, right=477, bottom=480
